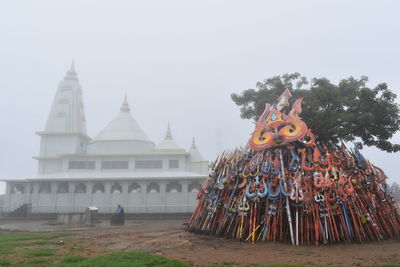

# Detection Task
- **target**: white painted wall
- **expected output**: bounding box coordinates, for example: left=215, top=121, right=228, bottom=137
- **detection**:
left=87, top=140, right=154, bottom=154
left=0, top=182, right=5, bottom=194
left=4, top=179, right=205, bottom=213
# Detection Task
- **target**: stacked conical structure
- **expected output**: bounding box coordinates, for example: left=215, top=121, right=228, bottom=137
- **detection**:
left=186, top=90, right=400, bottom=245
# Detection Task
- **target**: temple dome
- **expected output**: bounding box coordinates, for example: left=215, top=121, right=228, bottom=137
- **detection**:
left=189, top=138, right=204, bottom=161
left=91, top=96, right=151, bottom=143
left=87, top=96, right=154, bottom=154
left=155, top=123, right=185, bottom=151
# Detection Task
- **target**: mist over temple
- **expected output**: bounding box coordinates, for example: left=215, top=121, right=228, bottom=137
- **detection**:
left=2, top=64, right=208, bottom=215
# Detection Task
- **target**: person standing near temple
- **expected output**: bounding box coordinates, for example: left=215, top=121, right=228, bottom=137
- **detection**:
left=111, top=204, right=125, bottom=226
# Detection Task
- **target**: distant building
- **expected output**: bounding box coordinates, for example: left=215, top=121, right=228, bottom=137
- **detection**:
left=2, top=63, right=208, bottom=215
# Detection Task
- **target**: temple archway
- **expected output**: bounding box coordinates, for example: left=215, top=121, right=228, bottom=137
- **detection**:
left=128, top=183, right=141, bottom=193
left=92, top=183, right=105, bottom=194
left=75, top=183, right=87, bottom=194
left=188, top=181, right=202, bottom=193
left=39, top=182, right=51, bottom=194
left=147, top=182, right=160, bottom=193
left=111, top=182, right=123, bottom=194
left=57, top=182, right=69, bottom=193
left=166, top=181, right=182, bottom=193
left=11, top=184, right=25, bottom=194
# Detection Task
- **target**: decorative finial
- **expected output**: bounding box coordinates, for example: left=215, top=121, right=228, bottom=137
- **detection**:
left=120, top=94, right=130, bottom=112
left=70, top=59, right=75, bottom=72
left=64, top=59, right=78, bottom=81
left=165, top=123, right=173, bottom=140
left=191, top=137, right=197, bottom=148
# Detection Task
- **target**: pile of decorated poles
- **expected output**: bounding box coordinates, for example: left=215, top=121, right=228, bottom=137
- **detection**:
left=186, top=145, right=400, bottom=245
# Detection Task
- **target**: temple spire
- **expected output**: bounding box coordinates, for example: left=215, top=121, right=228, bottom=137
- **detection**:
left=189, top=136, right=204, bottom=160
left=120, top=93, right=130, bottom=112
left=64, top=60, right=78, bottom=81
left=70, top=59, right=75, bottom=72
left=155, top=122, right=183, bottom=150
left=165, top=123, right=173, bottom=140
left=191, top=137, right=197, bottom=148
left=43, top=62, right=86, bottom=134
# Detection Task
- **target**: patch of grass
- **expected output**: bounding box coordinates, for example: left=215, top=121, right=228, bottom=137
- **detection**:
left=0, top=232, right=67, bottom=242
left=67, top=243, right=85, bottom=252
left=24, top=248, right=56, bottom=257
left=0, top=258, right=11, bottom=266
left=61, top=255, right=87, bottom=263
left=55, top=252, right=189, bottom=267
left=26, top=258, right=50, bottom=264
left=23, top=240, right=63, bottom=246
left=0, top=232, right=68, bottom=256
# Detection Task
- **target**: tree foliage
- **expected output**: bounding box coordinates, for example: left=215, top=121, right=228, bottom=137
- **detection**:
left=231, top=73, right=400, bottom=152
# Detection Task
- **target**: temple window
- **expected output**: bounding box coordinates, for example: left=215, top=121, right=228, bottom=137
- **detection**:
left=92, top=183, right=105, bottom=194
left=169, top=160, right=179, bottom=169
left=75, top=183, right=87, bottom=194
left=57, top=182, right=69, bottom=193
left=69, top=161, right=95, bottom=170
left=147, top=182, right=160, bottom=193
left=188, top=181, right=202, bottom=193
left=128, top=183, right=141, bottom=193
left=111, top=183, right=123, bottom=194
left=39, top=182, right=51, bottom=194
left=166, top=181, right=182, bottom=193
left=101, top=161, right=129, bottom=169
left=135, top=160, right=162, bottom=169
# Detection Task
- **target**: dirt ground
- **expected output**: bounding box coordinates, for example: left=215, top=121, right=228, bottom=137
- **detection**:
left=2, top=218, right=400, bottom=266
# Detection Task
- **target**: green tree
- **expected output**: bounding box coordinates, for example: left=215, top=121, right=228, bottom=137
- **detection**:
left=231, top=73, right=400, bottom=152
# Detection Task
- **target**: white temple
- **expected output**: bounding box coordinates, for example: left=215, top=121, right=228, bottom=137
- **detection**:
left=2, top=63, right=208, bottom=215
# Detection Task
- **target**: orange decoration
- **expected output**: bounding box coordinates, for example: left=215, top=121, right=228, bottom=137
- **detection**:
left=249, top=92, right=309, bottom=151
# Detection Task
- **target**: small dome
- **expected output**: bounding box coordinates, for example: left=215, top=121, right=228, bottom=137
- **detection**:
left=155, top=123, right=185, bottom=151
left=189, top=137, right=204, bottom=161
left=91, top=96, right=151, bottom=143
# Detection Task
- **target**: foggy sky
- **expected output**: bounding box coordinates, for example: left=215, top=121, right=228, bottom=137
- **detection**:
left=1, top=0, right=400, bottom=194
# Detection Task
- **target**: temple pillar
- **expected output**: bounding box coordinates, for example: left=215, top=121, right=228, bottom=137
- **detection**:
left=31, top=182, right=39, bottom=212
left=160, top=180, right=166, bottom=212
left=182, top=180, right=189, bottom=212
left=105, top=182, right=111, bottom=213
left=50, top=182, right=57, bottom=213
left=141, top=181, right=148, bottom=213
left=4, top=183, right=11, bottom=212
left=69, top=182, right=76, bottom=213
left=86, top=182, right=93, bottom=205
left=121, top=181, right=129, bottom=211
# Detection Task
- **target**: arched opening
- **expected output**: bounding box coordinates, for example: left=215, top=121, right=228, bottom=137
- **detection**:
left=128, top=183, right=141, bottom=193
left=166, top=181, right=182, bottom=193
left=75, top=183, right=87, bottom=194
left=57, top=182, right=69, bottom=193
left=39, top=182, right=51, bottom=194
left=11, top=184, right=25, bottom=194
left=92, top=183, right=105, bottom=194
left=111, top=183, right=123, bottom=194
left=188, top=181, right=202, bottom=193
left=147, top=182, right=160, bottom=193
